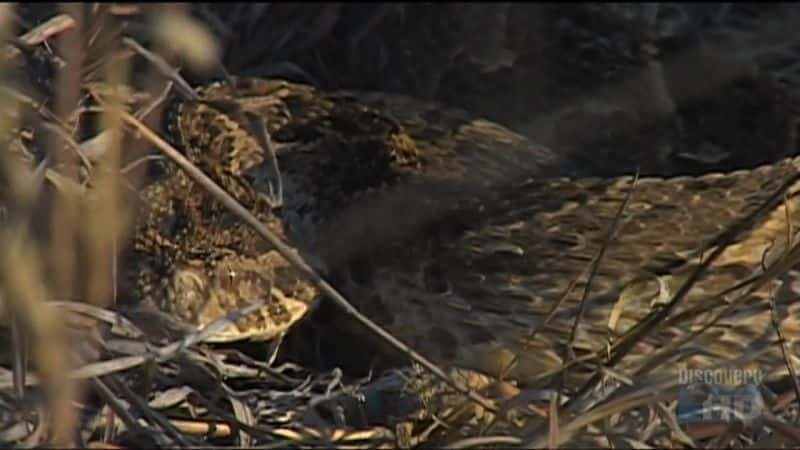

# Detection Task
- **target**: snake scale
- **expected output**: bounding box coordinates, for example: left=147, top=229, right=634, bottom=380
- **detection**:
left=128, top=76, right=800, bottom=386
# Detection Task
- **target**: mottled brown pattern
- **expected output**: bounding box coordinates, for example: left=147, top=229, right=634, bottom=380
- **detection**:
left=127, top=84, right=321, bottom=342
left=133, top=77, right=799, bottom=386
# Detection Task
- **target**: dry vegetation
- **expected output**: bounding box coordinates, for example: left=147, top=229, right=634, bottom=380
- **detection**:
left=0, top=3, right=799, bottom=448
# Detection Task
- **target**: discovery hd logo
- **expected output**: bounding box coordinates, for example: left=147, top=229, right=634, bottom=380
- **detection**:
left=676, top=368, right=766, bottom=424
left=678, top=368, right=764, bottom=386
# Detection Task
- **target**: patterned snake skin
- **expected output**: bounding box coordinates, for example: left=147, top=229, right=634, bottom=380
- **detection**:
left=129, top=77, right=800, bottom=386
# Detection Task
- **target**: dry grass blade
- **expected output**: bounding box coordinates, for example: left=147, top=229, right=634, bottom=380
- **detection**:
left=108, top=374, right=195, bottom=447
left=121, top=37, right=196, bottom=100
left=50, top=300, right=144, bottom=339
left=547, top=394, right=559, bottom=449
left=70, top=356, right=152, bottom=383
left=9, top=309, right=26, bottom=398
left=84, top=38, right=127, bottom=310
left=168, top=419, right=232, bottom=438
left=527, top=377, right=683, bottom=447
left=654, top=402, right=695, bottom=447
left=243, top=110, right=282, bottom=207
left=764, top=417, right=800, bottom=444
left=0, top=6, right=77, bottom=446
left=90, top=376, right=163, bottom=445
left=2, top=13, right=75, bottom=59
left=559, top=171, right=639, bottom=383
left=18, top=13, right=75, bottom=46
left=443, top=435, right=523, bottom=449
left=135, top=79, right=174, bottom=121
left=0, top=355, right=144, bottom=390
left=229, top=394, right=254, bottom=447
left=149, top=8, right=219, bottom=74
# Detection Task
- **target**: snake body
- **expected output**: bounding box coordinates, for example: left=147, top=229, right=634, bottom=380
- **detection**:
left=129, top=77, right=800, bottom=385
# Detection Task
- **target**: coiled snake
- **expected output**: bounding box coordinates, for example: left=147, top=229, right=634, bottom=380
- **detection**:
left=129, top=77, right=800, bottom=386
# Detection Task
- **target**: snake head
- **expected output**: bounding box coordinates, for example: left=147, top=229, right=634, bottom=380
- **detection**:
left=167, top=251, right=317, bottom=343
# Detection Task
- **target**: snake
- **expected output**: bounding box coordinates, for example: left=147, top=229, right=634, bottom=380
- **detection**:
left=128, top=76, right=800, bottom=387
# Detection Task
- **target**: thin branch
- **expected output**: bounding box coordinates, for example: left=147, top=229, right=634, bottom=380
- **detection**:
left=89, top=377, right=158, bottom=443
left=118, top=109, right=499, bottom=413
left=121, top=37, right=197, bottom=101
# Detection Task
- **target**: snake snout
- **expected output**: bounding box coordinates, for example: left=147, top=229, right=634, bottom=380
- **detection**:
left=165, top=253, right=317, bottom=343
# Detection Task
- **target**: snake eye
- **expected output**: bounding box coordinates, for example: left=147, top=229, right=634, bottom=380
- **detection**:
left=216, top=267, right=236, bottom=290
